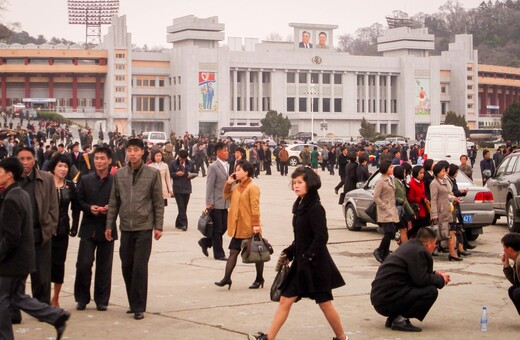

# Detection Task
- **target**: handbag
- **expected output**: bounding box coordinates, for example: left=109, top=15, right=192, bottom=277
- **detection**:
left=270, top=263, right=290, bottom=302
left=365, top=202, right=377, bottom=222
left=197, top=209, right=213, bottom=236
left=431, top=220, right=450, bottom=241
left=241, top=234, right=274, bottom=263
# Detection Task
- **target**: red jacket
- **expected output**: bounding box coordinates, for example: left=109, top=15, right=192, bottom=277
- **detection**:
left=407, top=178, right=428, bottom=218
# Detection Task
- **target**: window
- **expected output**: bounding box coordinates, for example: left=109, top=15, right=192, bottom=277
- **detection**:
left=178, top=95, right=181, bottom=110
left=159, top=79, right=165, bottom=87
left=310, top=73, right=319, bottom=84
left=334, top=98, right=342, bottom=112
left=357, top=75, right=364, bottom=86
left=334, top=74, right=342, bottom=84
left=323, top=98, right=330, bottom=112
left=115, top=87, right=125, bottom=92
left=380, top=76, right=386, bottom=86
left=158, top=98, right=165, bottom=111
left=299, top=98, right=307, bottom=112
left=299, top=73, right=307, bottom=84
left=287, top=72, right=295, bottom=83
left=178, top=77, right=181, bottom=85
left=391, top=99, right=397, bottom=113
left=115, top=98, right=125, bottom=103
left=173, top=77, right=177, bottom=85
left=441, top=86, right=446, bottom=94
left=115, top=64, right=125, bottom=70
left=312, top=98, right=318, bottom=112
left=116, top=53, right=125, bottom=58
left=116, top=75, right=125, bottom=81
left=173, top=96, right=177, bottom=111
left=150, top=98, right=155, bottom=111
left=505, top=157, right=518, bottom=175
left=150, top=79, right=156, bottom=87
left=262, top=72, right=270, bottom=83
left=136, top=79, right=142, bottom=86
left=287, top=98, right=295, bottom=112
left=369, top=75, right=376, bottom=86
left=467, top=85, right=473, bottom=90
left=322, top=73, right=331, bottom=84
left=143, top=79, right=149, bottom=86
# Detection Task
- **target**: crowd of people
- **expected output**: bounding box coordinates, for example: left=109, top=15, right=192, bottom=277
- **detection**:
left=1, top=122, right=520, bottom=339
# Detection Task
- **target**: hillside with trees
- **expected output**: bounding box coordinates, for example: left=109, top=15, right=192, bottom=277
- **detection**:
left=337, top=0, right=520, bottom=67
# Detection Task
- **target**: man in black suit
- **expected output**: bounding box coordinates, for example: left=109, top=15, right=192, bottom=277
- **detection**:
left=74, top=146, right=116, bottom=311
left=298, top=30, right=313, bottom=48
left=230, top=147, right=246, bottom=176
left=170, top=149, right=195, bottom=231
left=371, top=228, right=450, bottom=332
left=0, top=157, right=70, bottom=340
left=69, top=142, right=81, bottom=169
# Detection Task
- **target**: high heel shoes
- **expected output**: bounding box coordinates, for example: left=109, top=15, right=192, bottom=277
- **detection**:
left=214, top=279, right=232, bottom=290
left=448, top=254, right=463, bottom=261
left=249, top=279, right=265, bottom=289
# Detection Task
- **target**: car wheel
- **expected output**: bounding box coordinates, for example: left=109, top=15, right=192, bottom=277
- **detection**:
left=465, top=229, right=479, bottom=241
left=506, top=199, right=520, bottom=232
left=345, top=204, right=362, bottom=231
left=288, top=157, right=298, bottom=167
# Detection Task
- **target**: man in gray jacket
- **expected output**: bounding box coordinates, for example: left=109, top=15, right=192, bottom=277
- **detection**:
left=199, top=142, right=229, bottom=260
left=105, top=138, right=164, bottom=321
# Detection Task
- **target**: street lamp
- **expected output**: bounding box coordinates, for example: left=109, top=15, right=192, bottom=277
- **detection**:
left=305, top=84, right=319, bottom=142
left=320, top=119, right=328, bottom=138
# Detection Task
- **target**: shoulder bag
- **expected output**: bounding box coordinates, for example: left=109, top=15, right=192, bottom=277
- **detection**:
left=270, top=263, right=290, bottom=302
left=241, top=233, right=274, bottom=263
left=365, top=201, right=377, bottom=222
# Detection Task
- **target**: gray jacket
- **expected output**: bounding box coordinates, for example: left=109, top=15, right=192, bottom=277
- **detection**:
left=205, top=159, right=230, bottom=209
left=106, top=163, right=164, bottom=232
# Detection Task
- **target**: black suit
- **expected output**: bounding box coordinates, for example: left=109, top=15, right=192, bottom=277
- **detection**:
left=423, top=171, right=434, bottom=200
left=298, top=42, right=313, bottom=48
left=170, top=159, right=195, bottom=229
left=370, top=239, right=445, bottom=321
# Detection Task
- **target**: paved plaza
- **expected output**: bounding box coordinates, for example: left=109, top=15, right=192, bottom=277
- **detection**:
left=10, top=162, right=520, bottom=339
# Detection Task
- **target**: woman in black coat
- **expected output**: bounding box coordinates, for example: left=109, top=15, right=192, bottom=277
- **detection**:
left=249, top=167, right=347, bottom=340
left=343, top=150, right=358, bottom=195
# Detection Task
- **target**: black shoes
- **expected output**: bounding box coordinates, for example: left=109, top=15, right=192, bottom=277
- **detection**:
left=248, top=332, right=268, bottom=340
left=198, top=239, right=209, bottom=257
left=390, top=315, right=422, bottom=332
left=126, top=309, right=134, bottom=314
left=181, top=226, right=187, bottom=231
left=448, top=254, right=463, bottom=261
left=76, top=302, right=86, bottom=310
left=215, top=257, right=228, bottom=261
left=215, top=279, right=232, bottom=290
left=385, top=316, right=395, bottom=328
left=96, top=304, right=108, bottom=311
left=373, top=249, right=383, bottom=263
left=249, top=279, right=265, bottom=289
left=54, top=311, right=71, bottom=340
left=458, top=250, right=472, bottom=256
left=134, top=312, right=144, bottom=320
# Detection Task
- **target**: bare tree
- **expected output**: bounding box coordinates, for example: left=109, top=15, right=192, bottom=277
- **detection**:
left=265, top=32, right=283, bottom=41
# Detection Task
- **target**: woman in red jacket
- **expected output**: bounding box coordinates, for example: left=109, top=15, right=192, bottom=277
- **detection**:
left=407, top=165, right=430, bottom=239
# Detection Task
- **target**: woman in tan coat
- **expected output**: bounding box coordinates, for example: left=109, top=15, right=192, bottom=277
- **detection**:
left=373, top=160, right=399, bottom=263
left=148, top=149, right=173, bottom=206
left=215, top=160, right=263, bottom=289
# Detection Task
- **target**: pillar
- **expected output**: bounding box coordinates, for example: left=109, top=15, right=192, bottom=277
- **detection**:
left=24, top=76, right=30, bottom=99
left=246, top=70, right=250, bottom=112
left=295, top=71, right=300, bottom=112
left=1, top=76, right=6, bottom=112
left=318, top=73, right=323, bottom=113
left=386, top=75, right=392, bottom=113
left=375, top=74, right=380, bottom=113
left=258, top=70, right=263, bottom=111
left=364, top=74, right=369, bottom=113
left=481, top=85, right=488, bottom=116
left=95, top=76, right=101, bottom=111
left=72, top=76, right=78, bottom=111
left=233, top=69, right=238, bottom=112
left=501, top=88, right=507, bottom=113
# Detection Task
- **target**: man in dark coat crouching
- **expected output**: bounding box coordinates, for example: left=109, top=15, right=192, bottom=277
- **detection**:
left=370, top=227, right=450, bottom=332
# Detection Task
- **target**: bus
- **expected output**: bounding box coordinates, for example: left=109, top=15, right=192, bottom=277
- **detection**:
left=469, top=129, right=502, bottom=140
left=218, top=126, right=264, bottom=140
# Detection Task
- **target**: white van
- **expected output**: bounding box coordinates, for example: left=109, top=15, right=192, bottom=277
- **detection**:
left=424, top=125, right=467, bottom=162
left=142, top=131, right=168, bottom=146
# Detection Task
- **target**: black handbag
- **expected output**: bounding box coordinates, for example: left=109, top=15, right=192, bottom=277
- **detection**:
left=365, top=202, right=377, bottom=222
left=197, top=209, right=213, bottom=236
left=241, top=234, right=274, bottom=263
left=270, top=263, right=290, bottom=302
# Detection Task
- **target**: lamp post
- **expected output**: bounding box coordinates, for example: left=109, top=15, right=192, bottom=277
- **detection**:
left=305, top=84, right=319, bottom=142
left=320, top=119, right=328, bottom=138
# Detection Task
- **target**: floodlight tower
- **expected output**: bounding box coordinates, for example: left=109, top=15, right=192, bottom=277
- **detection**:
left=68, top=0, right=119, bottom=46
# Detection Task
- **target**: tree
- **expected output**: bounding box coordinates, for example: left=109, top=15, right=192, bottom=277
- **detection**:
left=359, top=117, right=377, bottom=140
left=260, top=110, right=292, bottom=139
left=443, top=111, right=470, bottom=136
left=501, top=102, right=520, bottom=144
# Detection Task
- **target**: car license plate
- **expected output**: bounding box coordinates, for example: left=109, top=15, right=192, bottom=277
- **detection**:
left=462, top=214, right=472, bottom=223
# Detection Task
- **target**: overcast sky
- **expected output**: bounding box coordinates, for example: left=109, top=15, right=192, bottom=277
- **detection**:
left=5, top=0, right=484, bottom=47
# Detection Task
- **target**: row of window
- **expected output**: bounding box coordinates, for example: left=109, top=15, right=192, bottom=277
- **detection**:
left=134, top=96, right=166, bottom=112
left=234, top=72, right=271, bottom=84
left=134, top=78, right=166, bottom=87
left=287, top=72, right=342, bottom=85
left=287, top=97, right=342, bottom=112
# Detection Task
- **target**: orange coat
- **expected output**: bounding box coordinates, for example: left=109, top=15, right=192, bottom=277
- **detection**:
left=223, top=178, right=261, bottom=239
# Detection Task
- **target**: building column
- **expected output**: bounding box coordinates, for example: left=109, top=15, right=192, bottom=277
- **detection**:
left=24, top=76, right=30, bottom=99
left=375, top=74, right=380, bottom=113
left=364, top=74, right=369, bottom=113
left=493, top=86, right=498, bottom=106
left=258, top=70, right=263, bottom=112
left=318, top=73, right=323, bottom=113
left=1, top=76, right=6, bottom=112
left=95, top=76, right=101, bottom=112
left=386, top=75, right=391, bottom=113
left=72, top=75, right=78, bottom=112
left=295, top=71, right=300, bottom=112
left=246, top=70, right=250, bottom=112
left=481, top=85, right=488, bottom=115
left=233, top=69, right=238, bottom=113
left=330, top=73, right=335, bottom=112
left=501, top=88, right=507, bottom=112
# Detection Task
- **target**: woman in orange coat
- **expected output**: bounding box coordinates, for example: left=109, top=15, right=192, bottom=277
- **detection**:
left=215, top=160, right=263, bottom=289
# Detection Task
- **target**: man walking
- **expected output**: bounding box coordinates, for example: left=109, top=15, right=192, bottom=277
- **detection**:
left=105, top=138, right=164, bottom=320
left=278, top=145, right=289, bottom=176
left=198, top=142, right=229, bottom=261
left=0, top=157, right=70, bottom=340
left=74, top=146, right=116, bottom=311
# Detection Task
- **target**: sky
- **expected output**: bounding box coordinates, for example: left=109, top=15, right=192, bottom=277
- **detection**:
left=4, top=0, right=484, bottom=48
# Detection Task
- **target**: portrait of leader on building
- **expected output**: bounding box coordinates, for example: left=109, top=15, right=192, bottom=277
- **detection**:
left=317, top=31, right=328, bottom=49
left=298, top=31, right=313, bottom=48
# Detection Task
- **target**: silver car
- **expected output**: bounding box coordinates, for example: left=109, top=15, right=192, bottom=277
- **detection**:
left=286, top=144, right=323, bottom=167
left=342, top=167, right=495, bottom=241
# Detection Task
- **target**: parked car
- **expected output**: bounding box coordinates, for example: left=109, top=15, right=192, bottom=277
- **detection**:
left=484, top=150, right=520, bottom=232
left=343, top=166, right=494, bottom=240
left=374, top=140, right=390, bottom=147
left=286, top=144, right=323, bottom=167
left=384, top=137, right=408, bottom=147
left=142, top=131, right=168, bottom=146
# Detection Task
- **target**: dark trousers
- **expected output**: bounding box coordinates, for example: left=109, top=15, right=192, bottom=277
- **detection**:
left=374, top=285, right=438, bottom=321
left=264, top=161, right=271, bottom=175
left=195, top=161, right=206, bottom=176
left=508, top=286, right=520, bottom=315
left=11, top=240, right=51, bottom=322
left=334, top=174, right=345, bottom=192
left=74, top=238, right=114, bottom=306
left=321, top=159, right=328, bottom=171
left=199, top=209, right=228, bottom=259
left=279, top=161, right=288, bottom=176
left=51, top=234, right=69, bottom=284
left=174, top=193, right=191, bottom=229
left=275, top=159, right=280, bottom=172
left=253, top=163, right=260, bottom=177
left=1, top=275, right=64, bottom=340
left=120, top=230, right=153, bottom=313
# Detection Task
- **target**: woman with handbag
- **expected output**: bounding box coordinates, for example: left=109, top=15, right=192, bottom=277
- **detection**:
left=249, top=166, right=347, bottom=340
left=430, top=162, right=462, bottom=261
left=373, top=161, right=399, bottom=263
left=407, top=165, right=430, bottom=239
left=393, top=166, right=415, bottom=244
left=215, top=160, right=264, bottom=289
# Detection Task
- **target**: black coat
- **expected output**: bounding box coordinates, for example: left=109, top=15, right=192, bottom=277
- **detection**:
left=337, top=153, right=348, bottom=177
left=281, top=191, right=345, bottom=296
left=423, top=171, right=434, bottom=200
left=343, top=161, right=358, bottom=193
left=56, top=180, right=81, bottom=236
left=0, top=184, right=35, bottom=276
left=370, top=239, right=445, bottom=308
left=169, top=158, right=195, bottom=194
